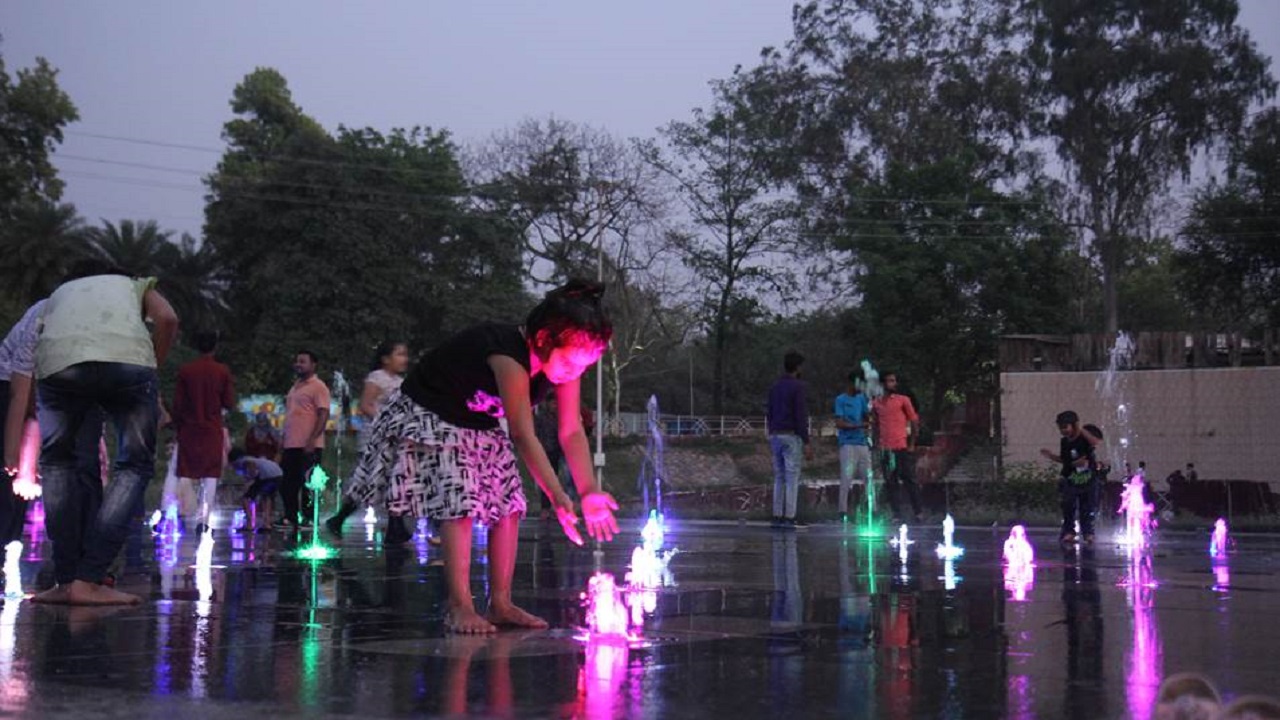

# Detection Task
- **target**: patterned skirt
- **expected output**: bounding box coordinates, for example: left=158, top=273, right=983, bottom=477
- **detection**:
left=348, top=391, right=526, bottom=525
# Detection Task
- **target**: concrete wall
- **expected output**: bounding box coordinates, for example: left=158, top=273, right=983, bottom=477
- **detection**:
left=1001, top=367, right=1280, bottom=483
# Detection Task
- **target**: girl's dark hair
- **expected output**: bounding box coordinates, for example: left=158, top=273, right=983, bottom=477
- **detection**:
left=525, top=279, right=613, bottom=359
left=370, top=341, right=406, bottom=371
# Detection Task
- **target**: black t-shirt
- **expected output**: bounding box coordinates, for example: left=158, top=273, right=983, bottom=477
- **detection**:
left=401, top=324, right=553, bottom=430
left=1059, top=434, right=1097, bottom=485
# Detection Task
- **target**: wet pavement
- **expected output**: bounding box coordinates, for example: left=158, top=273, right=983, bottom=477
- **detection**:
left=2, top=513, right=1279, bottom=719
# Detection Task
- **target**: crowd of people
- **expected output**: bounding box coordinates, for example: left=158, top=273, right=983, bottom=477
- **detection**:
left=765, top=353, right=926, bottom=530
left=0, top=264, right=621, bottom=621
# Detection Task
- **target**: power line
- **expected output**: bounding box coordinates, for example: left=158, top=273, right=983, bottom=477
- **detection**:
left=59, top=170, right=1280, bottom=241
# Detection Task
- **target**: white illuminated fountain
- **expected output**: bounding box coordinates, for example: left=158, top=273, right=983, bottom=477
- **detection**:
left=935, top=514, right=964, bottom=560
left=2, top=541, right=23, bottom=599
left=888, top=523, right=913, bottom=567
left=636, top=395, right=666, bottom=520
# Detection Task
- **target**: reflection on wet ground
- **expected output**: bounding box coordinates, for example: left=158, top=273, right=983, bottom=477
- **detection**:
left=2, top=514, right=1279, bottom=718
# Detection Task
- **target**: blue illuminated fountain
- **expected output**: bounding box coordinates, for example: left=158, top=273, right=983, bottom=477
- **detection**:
left=636, top=395, right=665, bottom=520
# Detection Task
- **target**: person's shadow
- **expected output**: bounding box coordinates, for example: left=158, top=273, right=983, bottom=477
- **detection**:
left=1062, top=546, right=1106, bottom=717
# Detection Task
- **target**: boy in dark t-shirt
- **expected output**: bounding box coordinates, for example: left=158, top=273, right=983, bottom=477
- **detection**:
left=1040, top=410, right=1102, bottom=544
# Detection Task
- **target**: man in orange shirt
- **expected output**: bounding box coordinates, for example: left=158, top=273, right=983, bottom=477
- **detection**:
left=276, top=350, right=330, bottom=531
left=873, top=371, right=922, bottom=523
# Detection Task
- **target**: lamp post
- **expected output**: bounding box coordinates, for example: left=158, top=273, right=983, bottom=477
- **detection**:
left=593, top=183, right=609, bottom=491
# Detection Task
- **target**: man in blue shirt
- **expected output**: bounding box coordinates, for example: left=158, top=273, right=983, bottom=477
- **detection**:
left=834, top=370, right=872, bottom=523
left=767, top=351, right=812, bottom=529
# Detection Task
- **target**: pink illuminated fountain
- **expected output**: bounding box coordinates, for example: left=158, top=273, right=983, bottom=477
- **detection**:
left=582, top=572, right=633, bottom=639
left=1117, top=469, right=1154, bottom=547
left=1210, top=518, right=1230, bottom=557
left=1002, top=526, right=1035, bottom=601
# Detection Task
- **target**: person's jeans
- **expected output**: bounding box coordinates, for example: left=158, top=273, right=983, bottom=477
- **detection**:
left=770, top=434, right=803, bottom=519
left=1061, top=480, right=1098, bottom=537
left=838, top=444, right=872, bottom=514
left=281, top=448, right=321, bottom=524
left=880, top=448, right=922, bottom=519
left=38, top=361, right=157, bottom=584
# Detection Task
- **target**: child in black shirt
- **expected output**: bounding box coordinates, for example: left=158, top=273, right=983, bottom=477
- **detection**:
left=1040, top=410, right=1102, bottom=545
left=343, top=280, right=619, bottom=633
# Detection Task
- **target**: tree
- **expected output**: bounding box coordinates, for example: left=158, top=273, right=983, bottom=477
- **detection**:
left=0, top=201, right=91, bottom=306
left=641, top=76, right=800, bottom=414
left=472, top=118, right=679, bottom=419
left=1024, top=0, right=1276, bottom=334
left=88, top=219, right=180, bottom=276
left=1177, top=108, right=1280, bottom=332
left=206, top=68, right=527, bottom=391
left=0, top=51, right=79, bottom=223
left=719, top=0, right=1074, bottom=424
left=471, top=117, right=663, bottom=284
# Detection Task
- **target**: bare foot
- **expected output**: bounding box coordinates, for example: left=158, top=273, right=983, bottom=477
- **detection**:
left=31, top=584, right=71, bottom=604
left=65, top=580, right=141, bottom=606
left=487, top=602, right=549, bottom=630
left=446, top=606, right=497, bottom=634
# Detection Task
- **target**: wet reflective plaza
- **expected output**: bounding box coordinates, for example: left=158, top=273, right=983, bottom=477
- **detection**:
left=2, top=514, right=1279, bottom=719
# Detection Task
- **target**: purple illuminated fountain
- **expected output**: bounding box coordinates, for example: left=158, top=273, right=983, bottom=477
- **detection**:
left=1117, top=468, right=1154, bottom=548
left=1210, top=518, right=1230, bottom=557
left=582, top=572, right=634, bottom=639
left=1002, top=526, right=1035, bottom=601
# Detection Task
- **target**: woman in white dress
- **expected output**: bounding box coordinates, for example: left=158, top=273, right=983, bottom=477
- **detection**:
left=326, top=341, right=410, bottom=540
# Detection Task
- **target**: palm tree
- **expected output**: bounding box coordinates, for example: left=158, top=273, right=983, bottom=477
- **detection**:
left=161, top=232, right=228, bottom=332
left=0, top=201, right=93, bottom=304
left=87, top=219, right=179, bottom=276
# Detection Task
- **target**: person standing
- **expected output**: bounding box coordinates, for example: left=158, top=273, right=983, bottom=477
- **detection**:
left=834, top=369, right=872, bottom=523
left=277, top=351, right=330, bottom=531
left=767, top=351, right=813, bottom=529
left=172, top=332, right=235, bottom=534
left=244, top=411, right=281, bottom=460
left=873, top=371, right=923, bottom=523
left=1186, top=463, right=1198, bottom=483
left=325, top=341, right=411, bottom=540
left=1040, top=410, right=1102, bottom=545
left=29, top=263, right=179, bottom=605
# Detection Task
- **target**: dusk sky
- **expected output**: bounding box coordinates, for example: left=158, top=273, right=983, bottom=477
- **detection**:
left=3, top=0, right=1279, bottom=238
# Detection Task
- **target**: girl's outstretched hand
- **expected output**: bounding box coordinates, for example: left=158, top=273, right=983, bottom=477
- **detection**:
left=580, top=491, right=620, bottom=542
left=554, top=492, right=585, bottom=546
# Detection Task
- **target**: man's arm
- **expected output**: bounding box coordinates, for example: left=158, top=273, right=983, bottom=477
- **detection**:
left=222, top=371, right=237, bottom=412
left=3, top=374, right=33, bottom=472
left=795, top=383, right=810, bottom=445
left=142, top=289, right=179, bottom=366
left=903, top=397, right=920, bottom=451
left=308, top=390, right=330, bottom=451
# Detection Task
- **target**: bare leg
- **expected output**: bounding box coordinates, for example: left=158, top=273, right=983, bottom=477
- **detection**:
left=486, top=513, right=547, bottom=629
left=442, top=518, right=494, bottom=634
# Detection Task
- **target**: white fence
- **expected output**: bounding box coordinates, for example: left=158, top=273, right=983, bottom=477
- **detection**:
left=609, top=413, right=836, bottom=438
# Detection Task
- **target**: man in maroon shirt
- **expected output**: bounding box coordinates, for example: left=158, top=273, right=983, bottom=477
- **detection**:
left=172, top=332, right=236, bottom=534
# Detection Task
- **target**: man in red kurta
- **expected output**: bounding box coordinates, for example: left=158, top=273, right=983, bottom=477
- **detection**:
left=172, top=332, right=236, bottom=533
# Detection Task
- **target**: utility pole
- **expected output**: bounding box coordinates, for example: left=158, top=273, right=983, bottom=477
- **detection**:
left=593, top=183, right=609, bottom=491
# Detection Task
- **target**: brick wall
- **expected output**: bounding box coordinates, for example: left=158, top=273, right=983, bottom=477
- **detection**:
left=1001, top=367, right=1280, bottom=483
